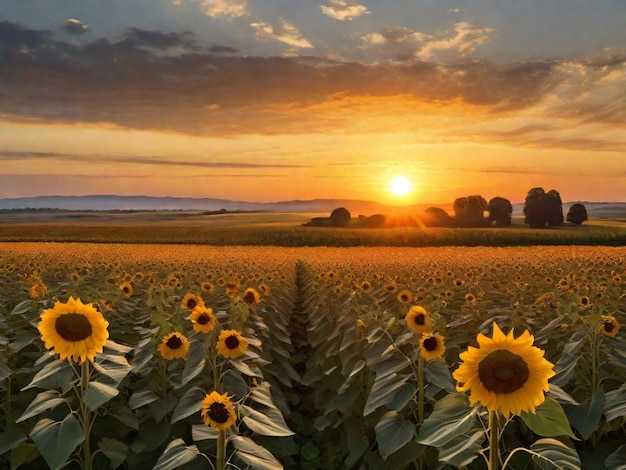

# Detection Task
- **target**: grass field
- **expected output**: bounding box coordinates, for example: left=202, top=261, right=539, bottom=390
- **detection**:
left=1, top=211, right=625, bottom=246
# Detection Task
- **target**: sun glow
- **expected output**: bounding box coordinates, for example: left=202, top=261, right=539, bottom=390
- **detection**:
left=389, top=176, right=413, bottom=197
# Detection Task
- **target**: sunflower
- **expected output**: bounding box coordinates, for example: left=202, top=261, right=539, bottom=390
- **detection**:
left=599, top=316, right=620, bottom=337
left=397, top=289, right=414, bottom=304
left=242, top=287, right=261, bottom=306
left=579, top=295, right=591, bottom=308
left=201, top=281, right=215, bottom=293
left=158, top=332, right=190, bottom=360
left=216, top=330, right=249, bottom=358
left=28, top=282, right=48, bottom=299
left=405, top=306, right=432, bottom=335
left=181, top=292, right=204, bottom=311
left=70, top=272, right=80, bottom=282
left=419, top=333, right=446, bottom=361
left=190, top=307, right=217, bottom=334
left=453, top=322, right=555, bottom=418
left=38, top=297, right=109, bottom=363
left=201, top=391, right=237, bottom=431
left=119, top=282, right=133, bottom=297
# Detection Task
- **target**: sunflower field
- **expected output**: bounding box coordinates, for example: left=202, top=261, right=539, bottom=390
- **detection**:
left=0, top=242, right=625, bottom=470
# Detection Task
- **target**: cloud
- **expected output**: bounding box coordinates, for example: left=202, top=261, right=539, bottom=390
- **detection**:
left=63, top=18, right=89, bottom=35
left=321, top=0, right=371, bottom=21
left=251, top=19, right=313, bottom=48
left=447, top=8, right=462, bottom=14
left=201, top=0, right=248, bottom=18
left=361, top=22, right=493, bottom=62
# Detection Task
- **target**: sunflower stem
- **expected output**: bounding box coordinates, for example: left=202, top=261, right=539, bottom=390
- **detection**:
left=80, top=360, right=92, bottom=470
left=217, top=430, right=226, bottom=470
left=488, top=410, right=499, bottom=470
left=417, top=355, right=425, bottom=426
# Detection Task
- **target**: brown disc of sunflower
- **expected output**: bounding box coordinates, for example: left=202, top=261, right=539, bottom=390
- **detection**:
left=158, top=332, right=190, bottom=360
left=419, top=332, right=446, bottom=360
left=216, top=329, right=249, bottom=358
left=405, top=306, right=432, bottom=335
left=190, top=306, right=217, bottom=334
left=200, top=391, right=237, bottom=431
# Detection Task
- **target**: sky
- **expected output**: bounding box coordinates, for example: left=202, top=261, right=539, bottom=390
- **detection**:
left=0, top=0, right=625, bottom=205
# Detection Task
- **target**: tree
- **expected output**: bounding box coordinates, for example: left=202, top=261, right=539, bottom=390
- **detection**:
left=329, top=207, right=351, bottom=227
left=487, top=197, right=513, bottom=227
left=421, top=207, right=454, bottom=227
left=567, top=203, right=588, bottom=225
left=453, top=195, right=488, bottom=227
left=524, top=187, right=563, bottom=228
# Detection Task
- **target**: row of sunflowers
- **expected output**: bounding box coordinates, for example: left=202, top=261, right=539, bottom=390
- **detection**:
left=0, top=243, right=625, bottom=469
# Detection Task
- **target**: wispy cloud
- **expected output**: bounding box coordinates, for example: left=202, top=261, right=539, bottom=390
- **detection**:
left=251, top=19, right=313, bottom=48
left=201, top=0, right=248, bottom=18
left=320, top=0, right=371, bottom=21
left=62, top=18, right=89, bottom=35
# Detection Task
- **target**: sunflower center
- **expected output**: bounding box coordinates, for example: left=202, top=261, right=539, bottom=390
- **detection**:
left=197, top=313, right=210, bottom=325
left=225, top=335, right=240, bottom=349
left=423, top=336, right=439, bottom=352
left=208, top=402, right=229, bottom=423
left=413, top=314, right=426, bottom=326
left=55, top=313, right=93, bottom=341
left=478, top=350, right=529, bottom=394
left=603, top=322, right=614, bottom=333
left=243, top=292, right=256, bottom=304
left=166, top=335, right=183, bottom=350
left=186, top=298, right=198, bottom=309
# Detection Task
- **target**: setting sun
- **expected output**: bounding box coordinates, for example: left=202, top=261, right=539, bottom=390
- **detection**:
left=389, top=176, right=413, bottom=197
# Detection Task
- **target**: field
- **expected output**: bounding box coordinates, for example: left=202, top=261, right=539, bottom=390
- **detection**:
left=1, top=241, right=625, bottom=469
left=1, top=211, right=626, bottom=246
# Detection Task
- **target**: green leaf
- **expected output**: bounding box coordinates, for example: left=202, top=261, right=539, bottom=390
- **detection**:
left=10, top=299, right=33, bottom=316
left=231, top=435, right=284, bottom=470
left=191, top=424, right=219, bottom=441
left=530, top=438, right=581, bottom=470
left=563, top=389, right=604, bottom=440
left=520, top=397, right=577, bottom=439
left=149, top=395, right=178, bottom=423
left=374, top=411, right=415, bottom=460
left=424, top=360, right=456, bottom=393
left=10, top=443, right=40, bottom=469
left=10, top=330, right=40, bottom=352
left=416, top=393, right=478, bottom=448
left=363, top=372, right=410, bottom=416
left=92, top=353, right=131, bottom=387
left=0, top=361, right=12, bottom=382
left=99, top=437, right=129, bottom=469
left=240, top=404, right=294, bottom=437
left=345, top=427, right=369, bottom=469
left=436, top=430, right=485, bottom=467
left=171, top=386, right=205, bottom=424
left=604, top=384, right=626, bottom=422
left=152, top=438, right=199, bottom=470
left=605, top=444, right=626, bottom=470
left=30, top=416, right=84, bottom=470
left=176, top=340, right=205, bottom=388
left=22, top=358, right=74, bottom=391
left=128, top=388, right=160, bottom=409
left=0, top=427, right=27, bottom=455
left=16, top=390, right=66, bottom=423
left=83, top=381, right=120, bottom=410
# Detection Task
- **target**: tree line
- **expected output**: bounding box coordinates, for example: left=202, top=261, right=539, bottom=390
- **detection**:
left=309, top=187, right=589, bottom=228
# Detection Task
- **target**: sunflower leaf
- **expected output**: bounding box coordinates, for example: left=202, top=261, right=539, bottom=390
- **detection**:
left=22, top=359, right=74, bottom=391
left=16, top=390, right=66, bottom=423
left=240, top=404, right=294, bottom=437
left=374, top=411, right=415, bottom=459
left=519, top=397, right=577, bottom=439
left=171, top=386, right=205, bottom=424
left=99, top=438, right=129, bottom=469
left=436, top=430, right=485, bottom=467
left=152, top=438, right=199, bottom=470
left=530, top=438, right=581, bottom=470
left=230, top=435, right=283, bottom=470
left=604, top=384, right=626, bottom=422
left=30, top=416, right=84, bottom=470
left=604, top=444, right=626, bottom=470
left=416, top=393, right=479, bottom=448
left=83, top=380, right=120, bottom=410
left=176, top=340, right=206, bottom=388
left=563, top=389, right=604, bottom=440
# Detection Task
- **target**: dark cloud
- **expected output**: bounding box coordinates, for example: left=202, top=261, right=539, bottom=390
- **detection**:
left=0, top=20, right=623, bottom=140
left=63, top=18, right=89, bottom=35
left=0, top=151, right=311, bottom=169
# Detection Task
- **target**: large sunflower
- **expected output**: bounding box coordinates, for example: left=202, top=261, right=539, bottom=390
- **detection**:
left=38, top=297, right=109, bottom=363
left=405, top=306, right=432, bottom=335
left=190, top=307, right=217, bottom=334
left=419, top=332, right=446, bottom=361
left=181, top=292, right=204, bottom=311
left=216, top=330, right=249, bottom=358
left=200, top=391, right=237, bottom=431
left=453, top=322, right=555, bottom=418
left=158, top=332, right=190, bottom=360
left=242, top=287, right=261, bottom=306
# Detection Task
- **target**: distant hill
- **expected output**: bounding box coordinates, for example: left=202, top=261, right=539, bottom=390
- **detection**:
left=0, top=195, right=624, bottom=219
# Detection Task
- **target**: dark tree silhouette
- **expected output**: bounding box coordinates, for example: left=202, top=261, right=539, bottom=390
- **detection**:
left=422, top=207, right=454, bottom=227
left=453, top=195, right=488, bottom=227
left=567, top=203, right=588, bottom=225
left=524, top=187, right=564, bottom=227
left=487, top=197, right=513, bottom=226
left=329, top=207, right=351, bottom=227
